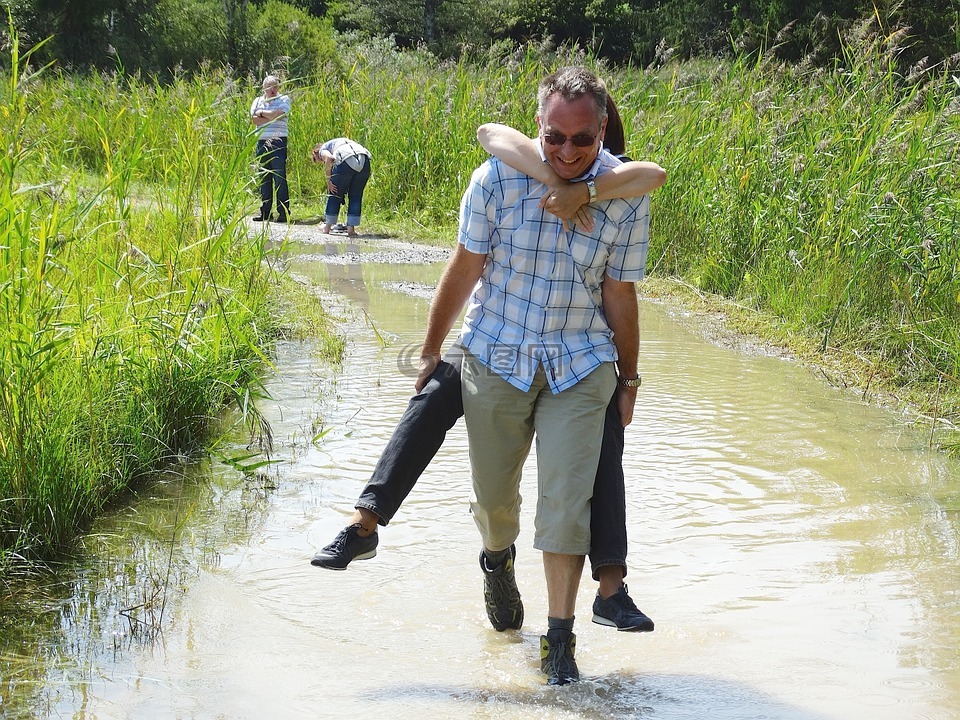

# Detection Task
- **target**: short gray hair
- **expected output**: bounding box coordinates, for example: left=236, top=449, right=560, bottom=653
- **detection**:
left=537, top=67, right=608, bottom=122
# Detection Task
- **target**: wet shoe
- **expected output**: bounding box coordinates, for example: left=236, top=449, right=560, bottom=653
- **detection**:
left=540, top=632, right=579, bottom=686
left=311, top=524, right=378, bottom=570
left=480, top=545, right=523, bottom=631
left=592, top=583, right=654, bottom=632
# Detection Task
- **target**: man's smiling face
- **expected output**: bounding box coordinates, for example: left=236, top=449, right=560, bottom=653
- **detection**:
left=537, top=94, right=606, bottom=180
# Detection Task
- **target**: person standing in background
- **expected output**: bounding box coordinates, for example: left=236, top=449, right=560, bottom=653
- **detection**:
left=312, top=138, right=372, bottom=237
left=250, top=75, right=291, bottom=223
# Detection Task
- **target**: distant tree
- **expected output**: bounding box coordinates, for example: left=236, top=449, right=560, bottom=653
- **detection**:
left=244, top=0, right=340, bottom=77
left=326, top=0, right=513, bottom=55
left=148, top=0, right=229, bottom=73
left=1, top=0, right=956, bottom=73
left=3, top=0, right=154, bottom=69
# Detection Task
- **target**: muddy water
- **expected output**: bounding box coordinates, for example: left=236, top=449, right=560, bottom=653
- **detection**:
left=1, top=238, right=958, bottom=720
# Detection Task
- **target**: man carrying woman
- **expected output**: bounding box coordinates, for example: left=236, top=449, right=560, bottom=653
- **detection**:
left=311, top=89, right=666, bottom=682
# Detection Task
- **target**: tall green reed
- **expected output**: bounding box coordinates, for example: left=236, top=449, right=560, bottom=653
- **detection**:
left=0, top=33, right=288, bottom=564
left=288, top=31, right=957, bottom=424
left=638, top=31, right=960, bottom=395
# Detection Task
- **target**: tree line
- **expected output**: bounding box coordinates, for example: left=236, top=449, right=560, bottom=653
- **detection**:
left=3, top=0, right=958, bottom=77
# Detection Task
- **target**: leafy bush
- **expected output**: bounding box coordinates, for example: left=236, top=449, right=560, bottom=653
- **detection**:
left=244, top=0, right=341, bottom=79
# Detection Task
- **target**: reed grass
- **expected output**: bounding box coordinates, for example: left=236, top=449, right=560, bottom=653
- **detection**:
left=2, top=18, right=958, bottom=565
left=0, top=26, right=347, bottom=569
left=288, top=32, right=958, bottom=439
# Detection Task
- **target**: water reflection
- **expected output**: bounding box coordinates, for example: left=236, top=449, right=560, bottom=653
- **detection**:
left=0, top=243, right=957, bottom=719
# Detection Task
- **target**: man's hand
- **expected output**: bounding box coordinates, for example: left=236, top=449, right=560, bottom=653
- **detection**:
left=415, top=353, right=440, bottom=392
left=616, top=385, right=637, bottom=426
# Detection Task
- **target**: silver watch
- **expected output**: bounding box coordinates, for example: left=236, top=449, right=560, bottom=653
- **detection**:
left=586, top=179, right=597, bottom=203
left=617, top=375, right=642, bottom=388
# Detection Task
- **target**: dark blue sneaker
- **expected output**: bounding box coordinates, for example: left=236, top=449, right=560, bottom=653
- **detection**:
left=311, top=524, right=378, bottom=570
left=480, top=545, right=523, bottom=631
left=540, top=632, right=579, bottom=686
left=592, top=584, right=655, bottom=632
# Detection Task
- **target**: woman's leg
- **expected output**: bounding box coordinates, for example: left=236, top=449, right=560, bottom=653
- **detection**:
left=312, top=357, right=465, bottom=569
left=345, top=157, right=371, bottom=231
left=354, top=359, right=464, bottom=526
left=588, top=392, right=655, bottom=631
left=324, top=162, right=350, bottom=226
left=589, top=395, right=627, bottom=585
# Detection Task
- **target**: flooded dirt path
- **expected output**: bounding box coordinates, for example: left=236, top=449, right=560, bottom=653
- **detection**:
left=1, top=230, right=958, bottom=719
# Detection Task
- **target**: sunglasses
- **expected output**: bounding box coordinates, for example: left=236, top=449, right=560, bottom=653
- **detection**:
left=541, top=131, right=598, bottom=148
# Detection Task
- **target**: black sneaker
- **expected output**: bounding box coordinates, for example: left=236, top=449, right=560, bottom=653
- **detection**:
left=479, top=545, right=523, bottom=631
left=252, top=214, right=270, bottom=222
left=311, top=524, right=378, bottom=570
left=540, top=632, right=579, bottom=686
left=592, top=583, right=655, bottom=632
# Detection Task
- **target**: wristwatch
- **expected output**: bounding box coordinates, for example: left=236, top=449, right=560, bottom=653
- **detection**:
left=586, top=179, right=597, bottom=203
left=617, top=374, right=642, bottom=388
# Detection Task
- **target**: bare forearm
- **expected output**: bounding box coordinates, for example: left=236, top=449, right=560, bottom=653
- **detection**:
left=602, top=277, right=639, bottom=377
left=422, top=245, right=486, bottom=357
left=252, top=108, right=284, bottom=126
left=593, top=161, right=667, bottom=201
left=602, top=276, right=640, bottom=425
left=477, top=124, right=558, bottom=186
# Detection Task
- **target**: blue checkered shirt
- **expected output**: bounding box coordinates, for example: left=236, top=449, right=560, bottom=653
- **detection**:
left=457, top=149, right=651, bottom=393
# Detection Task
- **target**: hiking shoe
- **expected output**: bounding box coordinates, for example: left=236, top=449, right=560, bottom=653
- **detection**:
left=592, top=584, right=655, bottom=632
left=311, top=524, right=378, bottom=570
left=479, top=545, right=523, bottom=631
left=540, top=632, right=579, bottom=686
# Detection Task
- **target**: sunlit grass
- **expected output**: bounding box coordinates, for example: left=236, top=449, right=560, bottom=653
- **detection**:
left=290, top=31, right=958, bottom=437
left=1, top=15, right=958, bottom=567
left=0, top=26, right=344, bottom=568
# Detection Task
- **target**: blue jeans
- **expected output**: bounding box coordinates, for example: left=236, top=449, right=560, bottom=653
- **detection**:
left=355, top=360, right=629, bottom=580
left=325, top=155, right=371, bottom=227
left=256, top=136, right=289, bottom=219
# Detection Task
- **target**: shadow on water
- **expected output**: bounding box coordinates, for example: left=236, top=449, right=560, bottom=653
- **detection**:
left=363, top=672, right=831, bottom=719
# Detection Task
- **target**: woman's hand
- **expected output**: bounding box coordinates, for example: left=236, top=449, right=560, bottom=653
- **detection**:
left=539, top=182, right=594, bottom=232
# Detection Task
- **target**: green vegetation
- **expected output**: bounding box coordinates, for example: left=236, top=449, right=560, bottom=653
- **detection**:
left=0, top=29, right=342, bottom=570
left=4, top=0, right=957, bottom=74
left=296, top=28, right=959, bottom=445
left=1, top=8, right=957, bottom=571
